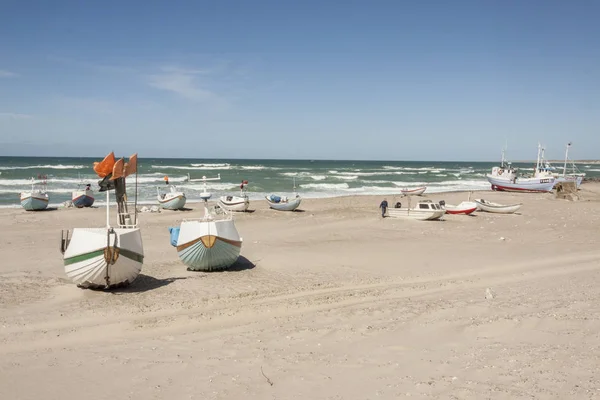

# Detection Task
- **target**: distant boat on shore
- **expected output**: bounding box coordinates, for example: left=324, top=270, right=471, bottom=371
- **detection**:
left=534, top=143, right=585, bottom=189
left=20, top=176, right=49, bottom=211
left=486, top=146, right=555, bottom=193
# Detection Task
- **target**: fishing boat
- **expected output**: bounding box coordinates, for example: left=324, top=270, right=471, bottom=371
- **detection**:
left=157, top=185, right=186, bottom=210
left=534, top=143, right=585, bottom=188
left=218, top=180, right=250, bottom=212
left=170, top=175, right=242, bottom=271
left=400, top=186, right=427, bottom=196
left=474, top=198, right=522, bottom=214
left=440, top=201, right=478, bottom=215
left=266, top=178, right=302, bottom=211
left=60, top=152, right=144, bottom=289
left=386, top=199, right=445, bottom=221
left=20, top=176, right=49, bottom=211
left=72, top=181, right=95, bottom=208
left=486, top=146, right=555, bottom=192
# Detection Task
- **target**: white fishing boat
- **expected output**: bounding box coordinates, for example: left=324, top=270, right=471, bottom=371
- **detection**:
left=157, top=185, right=186, bottom=210
left=266, top=178, right=302, bottom=211
left=20, top=176, right=49, bottom=211
left=534, top=143, right=585, bottom=188
left=170, top=175, right=242, bottom=271
left=400, top=186, right=427, bottom=196
left=486, top=146, right=555, bottom=192
left=218, top=180, right=250, bottom=212
left=61, top=152, right=144, bottom=289
left=474, top=198, right=522, bottom=214
left=72, top=179, right=95, bottom=208
left=441, top=201, right=478, bottom=215
left=386, top=199, right=445, bottom=221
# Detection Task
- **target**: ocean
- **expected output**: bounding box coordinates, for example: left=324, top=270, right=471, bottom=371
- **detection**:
left=2, top=156, right=598, bottom=208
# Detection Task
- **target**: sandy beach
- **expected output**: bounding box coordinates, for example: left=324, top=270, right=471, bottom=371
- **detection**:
left=1, top=184, right=600, bottom=399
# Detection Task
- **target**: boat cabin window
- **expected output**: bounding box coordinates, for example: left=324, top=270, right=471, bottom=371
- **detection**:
left=419, top=204, right=429, bottom=209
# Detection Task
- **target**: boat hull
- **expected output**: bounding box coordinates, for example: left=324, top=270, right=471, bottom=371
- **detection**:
left=386, top=208, right=445, bottom=221
left=63, top=228, right=144, bottom=289
left=265, top=195, right=302, bottom=211
left=400, top=187, right=426, bottom=196
left=218, top=196, right=249, bottom=212
left=176, top=219, right=242, bottom=271
left=487, top=176, right=555, bottom=193
left=444, top=202, right=478, bottom=215
left=158, top=194, right=187, bottom=210
left=20, top=193, right=49, bottom=211
left=72, top=190, right=95, bottom=208
left=474, top=199, right=522, bottom=214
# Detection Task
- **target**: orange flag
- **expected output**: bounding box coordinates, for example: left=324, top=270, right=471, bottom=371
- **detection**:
left=124, top=153, right=138, bottom=177
left=110, top=158, right=125, bottom=180
left=93, top=152, right=116, bottom=178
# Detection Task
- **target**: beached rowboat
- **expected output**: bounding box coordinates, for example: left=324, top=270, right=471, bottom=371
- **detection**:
left=400, top=186, right=426, bottom=196
left=474, top=198, right=522, bottom=214
left=442, top=201, right=478, bottom=215
left=61, top=152, right=144, bottom=289
left=170, top=175, right=242, bottom=271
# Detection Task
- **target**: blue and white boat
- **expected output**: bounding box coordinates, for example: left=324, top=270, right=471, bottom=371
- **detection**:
left=169, top=174, right=242, bottom=271
left=265, top=178, right=302, bottom=211
left=72, top=183, right=95, bottom=208
left=20, top=177, right=49, bottom=211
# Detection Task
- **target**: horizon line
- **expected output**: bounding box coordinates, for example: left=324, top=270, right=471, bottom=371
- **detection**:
left=0, top=155, right=599, bottom=164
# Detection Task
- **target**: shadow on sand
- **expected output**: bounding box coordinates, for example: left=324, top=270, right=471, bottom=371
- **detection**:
left=26, top=207, right=59, bottom=212
left=187, top=256, right=257, bottom=273
left=114, top=275, right=188, bottom=293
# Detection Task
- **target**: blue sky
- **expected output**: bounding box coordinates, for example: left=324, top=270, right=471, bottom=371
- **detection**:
left=0, top=0, right=598, bottom=161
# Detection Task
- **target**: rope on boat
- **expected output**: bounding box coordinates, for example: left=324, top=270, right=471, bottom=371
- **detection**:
left=103, top=228, right=119, bottom=288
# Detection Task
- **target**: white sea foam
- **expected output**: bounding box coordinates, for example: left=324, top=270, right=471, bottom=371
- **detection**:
left=185, top=183, right=240, bottom=191
left=299, top=183, right=350, bottom=190
left=0, top=164, right=86, bottom=170
left=240, top=165, right=266, bottom=170
left=310, top=175, right=327, bottom=181
left=190, top=163, right=230, bottom=167
left=153, top=164, right=231, bottom=170
left=332, top=175, right=358, bottom=180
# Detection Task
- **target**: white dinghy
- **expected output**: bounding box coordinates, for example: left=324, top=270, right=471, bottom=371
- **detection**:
left=170, top=175, right=242, bottom=271
left=218, top=180, right=250, bottom=212
left=474, top=198, right=522, bottom=214
left=400, top=186, right=427, bottom=196
left=157, top=185, right=186, bottom=210
left=60, top=152, right=144, bottom=289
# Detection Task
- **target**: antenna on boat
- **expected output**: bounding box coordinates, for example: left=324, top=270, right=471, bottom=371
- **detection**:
left=198, top=174, right=221, bottom=219
left=563, top=142, right=572, bottom=177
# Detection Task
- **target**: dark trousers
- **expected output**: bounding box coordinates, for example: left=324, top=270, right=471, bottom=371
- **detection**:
left=381, top=207, right=387, bottom=217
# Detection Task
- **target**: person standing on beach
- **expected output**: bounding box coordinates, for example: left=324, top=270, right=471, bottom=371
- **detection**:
left=380, top=198, right=388, bottom=217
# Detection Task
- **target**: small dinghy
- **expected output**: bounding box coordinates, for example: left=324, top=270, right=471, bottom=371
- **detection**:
left=218, top=180, right=250, bottom=212
left=400, top=186, right=427, bottom=196
left=157, top=185, right=186, bottom=210
left=20, top=176, right=49, bottom=211
left=72, top=182, right=95, bottom=208
left=386, top=199, right=445, bottom=221
left=60, top=152, right=144, bottom=289
left=474, top=198, right=522, bottom=214
left=170, top=175, right=242, bottom=271
left=440, top=200, right=478, bottom=215
left=266, top=178, right=302, bottom=211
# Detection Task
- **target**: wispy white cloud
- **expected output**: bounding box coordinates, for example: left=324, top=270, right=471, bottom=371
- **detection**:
left=146, top=67, right=219, bottom=102
left=0, top=113, right=33, bottom=120
left=0, top=70, right=18, bottom=78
